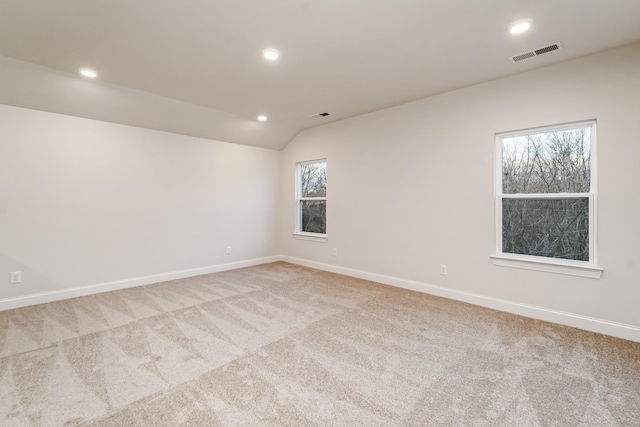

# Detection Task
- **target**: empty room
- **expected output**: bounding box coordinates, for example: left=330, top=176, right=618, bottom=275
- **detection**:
left=1, top=1, right=639, bottom=426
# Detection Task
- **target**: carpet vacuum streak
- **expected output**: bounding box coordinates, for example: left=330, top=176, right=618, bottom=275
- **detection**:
left=0, top=262, right=638, bottom=426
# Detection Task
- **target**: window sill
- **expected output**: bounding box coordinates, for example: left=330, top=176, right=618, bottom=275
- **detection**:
left=293, top=232, right=328, bottom=243
left=490, top=255, right=603, bottom=279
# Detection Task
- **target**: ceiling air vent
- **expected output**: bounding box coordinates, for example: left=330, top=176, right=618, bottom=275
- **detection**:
left=310, top=112, right=331, bottom=119
left=510, top=42, right=562, bottom=63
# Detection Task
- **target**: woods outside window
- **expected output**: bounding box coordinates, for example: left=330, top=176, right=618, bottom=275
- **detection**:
left=296, top=159, right=327, bottom=237
left=493, top=121, right=602, bottom=278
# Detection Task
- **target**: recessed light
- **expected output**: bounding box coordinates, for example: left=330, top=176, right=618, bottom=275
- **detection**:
left=262, top=48, right=280, bottom=60
left=257, top=115, right=268, bottom=122
left=79, top=68, right=97, bottom=78
left=508, top=18, right=533, bottom=35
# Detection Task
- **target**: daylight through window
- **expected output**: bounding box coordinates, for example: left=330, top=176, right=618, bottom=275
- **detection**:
left=296, top=159, right=327, bottom=235
left=496, top=121, right=596, bottom=265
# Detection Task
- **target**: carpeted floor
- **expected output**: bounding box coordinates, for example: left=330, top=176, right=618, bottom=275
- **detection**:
left=0, top=262, right=638, bottom=426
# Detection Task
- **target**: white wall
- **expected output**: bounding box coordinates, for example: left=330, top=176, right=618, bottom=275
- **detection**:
left=281, top=42, right=640, bottom=332
left=0, top=105, right=281, bottom=303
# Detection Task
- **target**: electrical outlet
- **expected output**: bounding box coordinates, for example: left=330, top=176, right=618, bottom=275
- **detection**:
left=10, top=271, right=21, bottom=284
left=226, top=246, right=231, bottom=255
left=440, top=265, right=447, bottom=276
left=332, top=248, right=338, bottom=257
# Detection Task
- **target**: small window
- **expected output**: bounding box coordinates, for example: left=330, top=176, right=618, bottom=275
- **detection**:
left=494, top=121, right=600, bottom=276
left=296, top=159, right=327, bottom=236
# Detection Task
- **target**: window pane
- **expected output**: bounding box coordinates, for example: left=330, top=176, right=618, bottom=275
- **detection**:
left=300, top=162, right=326, bottom=197
left=301, top=200, right=326, bottom=234
left=502, top=198, right=589, bottom=261
left=502, top=127, right=591, bottom=194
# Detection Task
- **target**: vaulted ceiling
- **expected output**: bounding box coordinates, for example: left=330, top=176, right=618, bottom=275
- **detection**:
left=1, top=1, right=639, bottom=149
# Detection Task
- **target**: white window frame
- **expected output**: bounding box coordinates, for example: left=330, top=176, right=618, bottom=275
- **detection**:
left=491, top=120, right=603, bottom=278
left=294, top=159, right=327, bottom=242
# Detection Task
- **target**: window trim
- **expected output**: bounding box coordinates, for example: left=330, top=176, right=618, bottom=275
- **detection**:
left=492, top=120, right=602, bottom=278
left=294, top=159, right=327, bottom=240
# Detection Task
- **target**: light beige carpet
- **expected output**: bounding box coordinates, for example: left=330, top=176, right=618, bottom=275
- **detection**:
left=0, top=262, right=638, bottom=426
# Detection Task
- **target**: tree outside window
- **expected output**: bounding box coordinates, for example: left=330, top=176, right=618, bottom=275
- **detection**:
left=496, top=121, right=596, bottom=264
left=296, top=160, right=326, bottom=235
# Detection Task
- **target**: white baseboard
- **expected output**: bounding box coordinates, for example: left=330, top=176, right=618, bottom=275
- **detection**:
left=0, top=255, right=282, bottom=311
left=282, top=256, right=640, bottom=343
left=4, top=254, right=639, bottom=343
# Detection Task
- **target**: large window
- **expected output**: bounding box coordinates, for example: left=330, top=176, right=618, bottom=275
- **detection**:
left=296, top=159, right=327, bottom=236
left=494, top=121, right=601, bottom=277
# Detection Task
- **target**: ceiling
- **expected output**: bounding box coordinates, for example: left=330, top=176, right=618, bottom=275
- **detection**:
left=1, top=0, right=640, bottom=150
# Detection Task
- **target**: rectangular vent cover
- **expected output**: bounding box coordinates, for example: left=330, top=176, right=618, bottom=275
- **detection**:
left=510, top=42, right=562, bottom=63
left=310, top=112, right=331, bottom=118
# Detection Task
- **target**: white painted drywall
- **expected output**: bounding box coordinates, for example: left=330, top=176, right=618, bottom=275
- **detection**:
left=0, top=105, right=281, bottom=300
left=0, top=55, right=298, bottom=150
left=281, top=42, right=640, bottom=328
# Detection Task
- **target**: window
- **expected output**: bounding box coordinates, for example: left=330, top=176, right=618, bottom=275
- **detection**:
left=295, top=159, right=327, bottom=237
left=493, top=121, right=602, bottom=278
